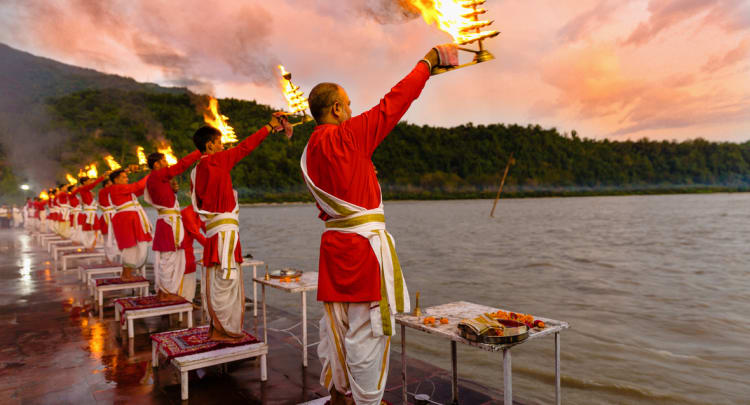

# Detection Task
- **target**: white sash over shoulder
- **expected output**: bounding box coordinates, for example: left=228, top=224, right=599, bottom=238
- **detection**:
left=144, top=187, right=184, bottom=248
left=191, top=164, right=241, bottom=280
left=301, top=146, right=410, bottom=337
left=114, top=194, right=152, bottom=235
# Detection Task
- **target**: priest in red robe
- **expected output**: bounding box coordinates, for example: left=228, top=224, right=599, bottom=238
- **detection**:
left=73, top=174, right=107, bottom=250
left=301, top=46, right=455, bottom=405
left=145, top=150, right=201, bottom=301
left=109, top=166, right=151, bottom=281
left=191, top=113, right=286, bottom=342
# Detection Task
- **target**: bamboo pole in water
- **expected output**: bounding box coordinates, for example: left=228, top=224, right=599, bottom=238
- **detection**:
left=490, top=152, right=515, bottom=217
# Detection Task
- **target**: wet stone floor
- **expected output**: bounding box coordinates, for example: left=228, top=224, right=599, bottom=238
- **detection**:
left=0, top=229, right=516, bottom=404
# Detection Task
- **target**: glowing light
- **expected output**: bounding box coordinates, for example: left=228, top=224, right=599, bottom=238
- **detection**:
left=86, top=164, right=98, bottom=178
left=157, top=144, right=178, bottom=166
left=104, top=156, right=121, bottom=170
left=203, top=97, right=237, bottom=144
left=137, top=146, right=147, bottom=166
left=20, top=184, right=30, bottom=191
left=406, top=0, right=498, bottom=45
left=278, top=65, right=309, bottom=114
left=66, top=174, right=77, bottom=185
left=39, top=191, right=49, bottom=200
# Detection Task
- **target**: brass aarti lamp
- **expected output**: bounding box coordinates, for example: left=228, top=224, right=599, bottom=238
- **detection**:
left=278, top=65, right=314, bottom=127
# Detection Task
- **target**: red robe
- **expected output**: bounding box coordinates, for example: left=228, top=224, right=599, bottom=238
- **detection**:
left=181, top=205, right=207, bottom=275
left=147, top=150, right=201, bottom=252
left=305, top=61, right=429, bottom=302
left=110, top=175, right=151, bottom=250
left=68, top=192, right=79, bottom=226
left=74, top=177, right=106, bottom=231
left=193, top=126, right=270, bottom=268
left=56, top=193, right=68, bottom=222
left=96, top=185, right=112, bottom=234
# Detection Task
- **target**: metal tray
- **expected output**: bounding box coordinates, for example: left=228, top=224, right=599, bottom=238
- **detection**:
left=458, top=319, right=529, bottom=345
left=269, top=268, right=303, bottom=279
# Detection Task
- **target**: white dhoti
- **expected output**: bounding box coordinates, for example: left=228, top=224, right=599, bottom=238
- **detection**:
left=181, top=272, right=196, bottom=302
left=205, top=265, right=244, bottom=336
left=154, top=250, right=187, bottom=295
left=191, top=166, right=244, bottom=336
left=319, top=302, right=390, bottom=405
left=120, top=241, right=149, bottom=270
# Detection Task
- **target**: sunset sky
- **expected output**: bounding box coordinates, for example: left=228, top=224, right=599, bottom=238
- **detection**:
left=1, top=0, right=749, bottom=141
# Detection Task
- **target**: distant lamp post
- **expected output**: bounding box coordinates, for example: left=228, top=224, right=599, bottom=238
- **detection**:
left=20, top=184, right=30, bottom=191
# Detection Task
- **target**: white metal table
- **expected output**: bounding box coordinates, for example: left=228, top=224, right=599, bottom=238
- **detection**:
left=253, top=271, right=318, bottom=367
left=396, top=301, right=569, bottom=405
left=115, top=298, right=194, bottom=339
left=62, top=251, right=106, bottom=271
left=90, top=278, right=150, bottom=319
left=241, top=259, right=264, bottom=316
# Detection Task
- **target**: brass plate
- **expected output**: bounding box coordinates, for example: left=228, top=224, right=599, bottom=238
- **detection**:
left=269, top=268, right=303, bottom=279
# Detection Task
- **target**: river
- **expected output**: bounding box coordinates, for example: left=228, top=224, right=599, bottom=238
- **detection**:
left=192, top=193, right=748, bottom=404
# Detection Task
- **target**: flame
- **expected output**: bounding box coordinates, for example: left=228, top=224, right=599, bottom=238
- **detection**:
left=104, top=155, right=121, bottom=170
left=86, top=164, right=98, bottom=178
left=137, top=146, right=147, bottom=165
left=39, top=191, right=49, bottom=200
left=77, top=168, right=86, bottom=178
left=278, top=65, right=309, bottom=114
left=406, top=0, right=498, bottom=45
left=157, top=144, right=178, bottom=166
left=203, top=97, right=237, bottom=144
left=66, top=173, right=77, bottom=185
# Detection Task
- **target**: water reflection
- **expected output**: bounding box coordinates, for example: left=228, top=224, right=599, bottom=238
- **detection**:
left=18, top=257, right=32, bottom=295
left=89, top=321, right=105, bottom=358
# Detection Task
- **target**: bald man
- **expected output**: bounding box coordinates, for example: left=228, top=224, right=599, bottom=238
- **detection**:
left=301, top=45, right=456, bottom=405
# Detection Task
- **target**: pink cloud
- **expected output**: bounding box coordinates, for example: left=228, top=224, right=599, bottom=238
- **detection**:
left=0, top=0, right=749, bottom=141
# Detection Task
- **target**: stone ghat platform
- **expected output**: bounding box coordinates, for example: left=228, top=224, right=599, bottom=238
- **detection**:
left=0, top=229, right=525, bottom=404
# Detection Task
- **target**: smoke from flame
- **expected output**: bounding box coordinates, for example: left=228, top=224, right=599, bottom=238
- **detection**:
left=203, top=97, right=238, bottom=144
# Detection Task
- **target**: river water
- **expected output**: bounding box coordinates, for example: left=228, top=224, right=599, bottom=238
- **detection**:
left=216, top=194, right=747, bottom=404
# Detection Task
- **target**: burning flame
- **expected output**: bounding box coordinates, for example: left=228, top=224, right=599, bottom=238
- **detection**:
left=66, top=173, right=78, bottom=185
left=137, top=146, right=147, bottom=165
left=86, top=164, right=98, bottom=178
left=406, top=0, right=498, bottom=45
left=203, top=97, right=238, bottom=144
left=39, top=191, right=49, bottom=200
left=157, top=144, right=178, bottom=166
left=278, top=65, right=309, bottom=114
left=77, top=168, right=86, bottom=178
left=104, top=155, right=121, bottom=170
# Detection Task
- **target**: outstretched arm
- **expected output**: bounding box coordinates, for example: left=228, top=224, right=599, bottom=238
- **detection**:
left=165, top=150, right=202, bottom=178
left=343, top=59, right=432, bottom=156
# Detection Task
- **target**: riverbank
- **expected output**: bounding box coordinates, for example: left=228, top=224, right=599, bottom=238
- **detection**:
left=0, top=229, right=526, bottom=404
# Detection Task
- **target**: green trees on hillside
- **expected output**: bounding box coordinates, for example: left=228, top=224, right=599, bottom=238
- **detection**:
left=40, top=89, right=750, bottom=202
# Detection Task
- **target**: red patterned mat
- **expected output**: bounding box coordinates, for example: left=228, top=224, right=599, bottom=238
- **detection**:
left=114, top=295, right=189, bottom=325
left=95, top=276, right=148, bottom=286
left=151, top=326, right=259, bottom=360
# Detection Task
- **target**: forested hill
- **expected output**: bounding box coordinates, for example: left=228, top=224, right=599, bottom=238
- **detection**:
left=45, top=88, right=750, bottom=203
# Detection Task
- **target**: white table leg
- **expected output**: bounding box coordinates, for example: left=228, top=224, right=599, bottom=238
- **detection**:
left=127, top=317, right=133, bottom=339
left=451, top=340, right=458, bottom=404
left=503, top=348, right=512, bottom=405
left=187, top=310, right=193, bottom=328
left=253, top=264, right=258, bottom=317
left=260, top=353, right=267, bottom=381
left=115, top=304, right=120, bottom=322
left=302, top=291, right=308, bottom=367
left=178, top=311, right=183, bottom=324
left=555, top=332, right=561, bottom=405
left=152, top=342, right=158, bottom=367
left=262, top=285, right=267, bottom=344
left=181, top=370, right=188, bottom=400
left=98, top=290, right=103, bottom=319
left=401, top=324, right=407, bottom=405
